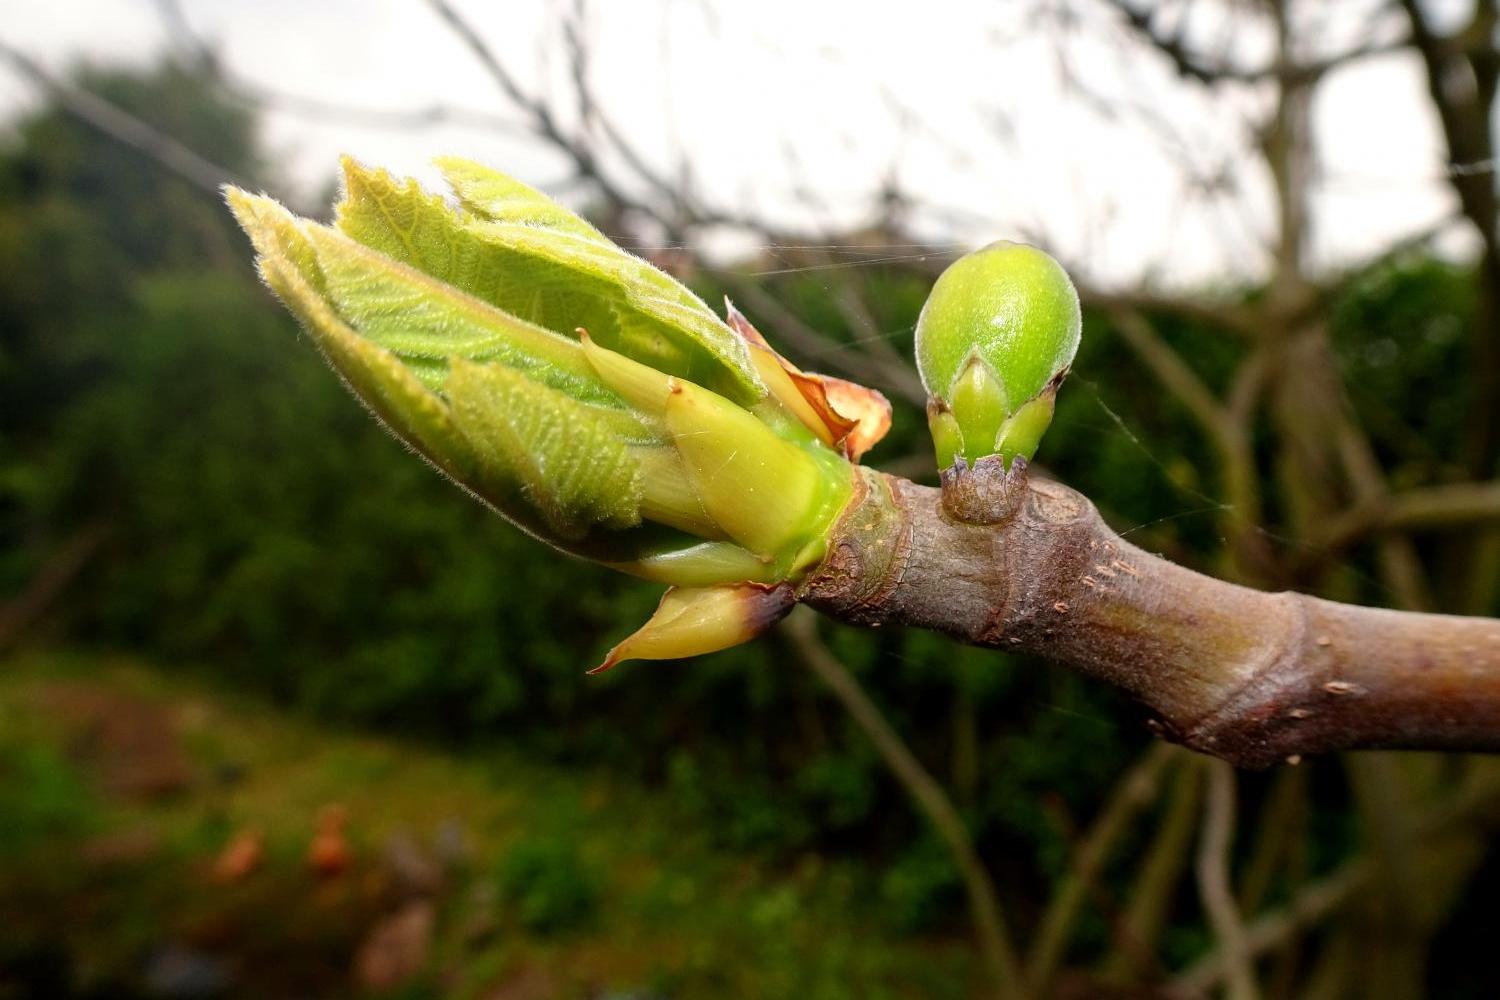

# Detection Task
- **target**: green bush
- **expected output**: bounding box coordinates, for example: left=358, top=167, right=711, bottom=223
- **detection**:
left=878, top=833, right=963, bottom=934
left=0, top=745, right=100, bottom=856
left=497, top=837, right=601, bottom=935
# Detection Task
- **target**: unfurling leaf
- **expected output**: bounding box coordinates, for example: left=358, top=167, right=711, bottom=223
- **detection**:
left=225, top=189, right=475, bottom=483
left=227, top=156, right=891, bottom=669
left=336, top=157, right=762, bottom=405
left=445, top=360, right=646, bottom=540
left=435, top=155, right=606, bottom=238
left=816, top=373, right=894, bottom=461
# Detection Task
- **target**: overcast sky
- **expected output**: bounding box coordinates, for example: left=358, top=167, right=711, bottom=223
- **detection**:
left=1, top=0, right=1487, bottom=287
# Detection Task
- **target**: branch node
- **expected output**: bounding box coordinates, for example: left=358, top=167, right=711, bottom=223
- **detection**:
left=939, top=454, right=1030, bottom=524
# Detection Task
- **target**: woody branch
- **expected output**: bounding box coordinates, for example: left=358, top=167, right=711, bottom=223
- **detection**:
left=801, top=470, right=1500, bottom=768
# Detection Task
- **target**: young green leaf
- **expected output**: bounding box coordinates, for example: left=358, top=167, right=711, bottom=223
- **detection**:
left=226, top=189, right=476, bottom=483
left=436, top=154, right=608, bottom=239
left=227, top=157, right=880, bottom=670
left=444, top=359, right=648, bottom=540
left=302, top=222, right=612, bottom=399
left=336, top=158, right=763, bottom=405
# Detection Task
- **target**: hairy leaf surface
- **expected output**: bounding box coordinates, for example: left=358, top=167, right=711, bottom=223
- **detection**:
left=226, top=189, right=475, bottom=481
left=335, top=158, right=761, bottom=404
left=302, top=222, right=615, bottom=402
left=445, top=360, right=645, bottom=540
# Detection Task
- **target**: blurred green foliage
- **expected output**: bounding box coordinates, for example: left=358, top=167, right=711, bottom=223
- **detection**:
left=0, top=59, right=1488, bottom=995
left=0, top=654, right=971, bottom=999
left=497, top=836, right=601, bottom=934
left=0, top=744, right=100, bottom=855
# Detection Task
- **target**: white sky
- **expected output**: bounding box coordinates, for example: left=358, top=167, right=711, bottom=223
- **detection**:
left=0, top=0, right=1488, bottom=288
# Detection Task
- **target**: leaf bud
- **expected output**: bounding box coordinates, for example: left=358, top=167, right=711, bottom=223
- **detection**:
left=914, top=241, right=1080, bottom=469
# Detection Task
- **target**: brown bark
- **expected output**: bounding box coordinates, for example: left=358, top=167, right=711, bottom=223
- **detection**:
left=799, top=470, right=1500, bottom=769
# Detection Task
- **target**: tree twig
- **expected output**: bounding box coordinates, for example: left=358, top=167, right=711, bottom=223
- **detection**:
left=1196, top=760, right=1259, bottom=1000
left=780, top=611, right=1025, bottom=1000
left=0, top=38, right=249, bottom=197
left=1234, top=764, right=1306, bottom=915
left=0, top=524, right=110, bottom=654
left=1177, top=857, right=1369, bottom=995
left=1109, top=308, right=1229, bottom=441
left=718, top=272, right=928, bottom=406
left=1105, top=0, right=1406, bottom=88
left=1102, top=755, right=1203, bottom=984
left=426, top=0, right=644, bottom=221
left=1313, top=479, right=1500, bottom=554
left=1174, top=750, right=1500, bottom=992
left=1107, top=308, right=1269, bottom=580
left=1025, top=741, right=1176, bottom=994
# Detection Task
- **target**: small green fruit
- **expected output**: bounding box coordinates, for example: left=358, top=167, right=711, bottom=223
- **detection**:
left=915, top=241, right=1080, bottom=468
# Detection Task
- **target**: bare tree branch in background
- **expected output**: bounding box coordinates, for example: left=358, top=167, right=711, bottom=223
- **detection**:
left=1178, top=762, right=1500, bottom=994
left=781, top=611, right=1024, bottom=1000
left=1196, top=760, right=1257, bottom=1000
left=423, top=0, right=935, bottom=407
left=152, top=0, right=538, bottom=140
left=1108, top=307, right=1270, bottom=579
left=1399, top=0, right=1500, bottom=475
left=0, top=36, right=252, bottom=198
left=1025, top=742, right=1177, bottom=995
left=1313, top=479, right=1500, bottom=554
left=1107, top=0, right=1407, bottom=86
left=1054, top=6, right=1499, bottom=996
left=0, top=523, right=109, bottom=655
left=427, top=0, right=659, bottom=227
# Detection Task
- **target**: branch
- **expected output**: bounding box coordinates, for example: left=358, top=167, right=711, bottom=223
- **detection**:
left=429, top=0, right=845, bottom=309
left=1106, top=0, right=1406, bottom=88
left=716, top=272, right=928, bottom=406
left=426, top=0, right=646, bottom=222
left=798, top=471, right=1500, bottom=768
left=0, top=524, right=110, bottom=654
left=1331, top=408, right=1433, bottom=610
left=428, top=0, right=743, bottom=237
left=1178, top=857, right=1369, bottom=995
left=1312, top=480, right=1500, bottom=554
left=145, top=0, right=534, bottom=141
left=561, top=0, right=697, bottom=226
left=1109, top=308, right=1229, bottom=442
left=1177, top=761, right=1500, bottom=992
left=1081, top=285, right=1260, bottom=340
left=1234, top=765, right=1306, bottom=916
left=1025, top=741, right=1176, bottom=995
left=1398, top=0, right=1500, bottom=477
left=1102, top=755, right=1202, bottom=984
left=825, top=268, right=922, bottom=378
left=1108, top=308, right=1267, bottom=578
left=1196, top=760, right=1259, bottom=1000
